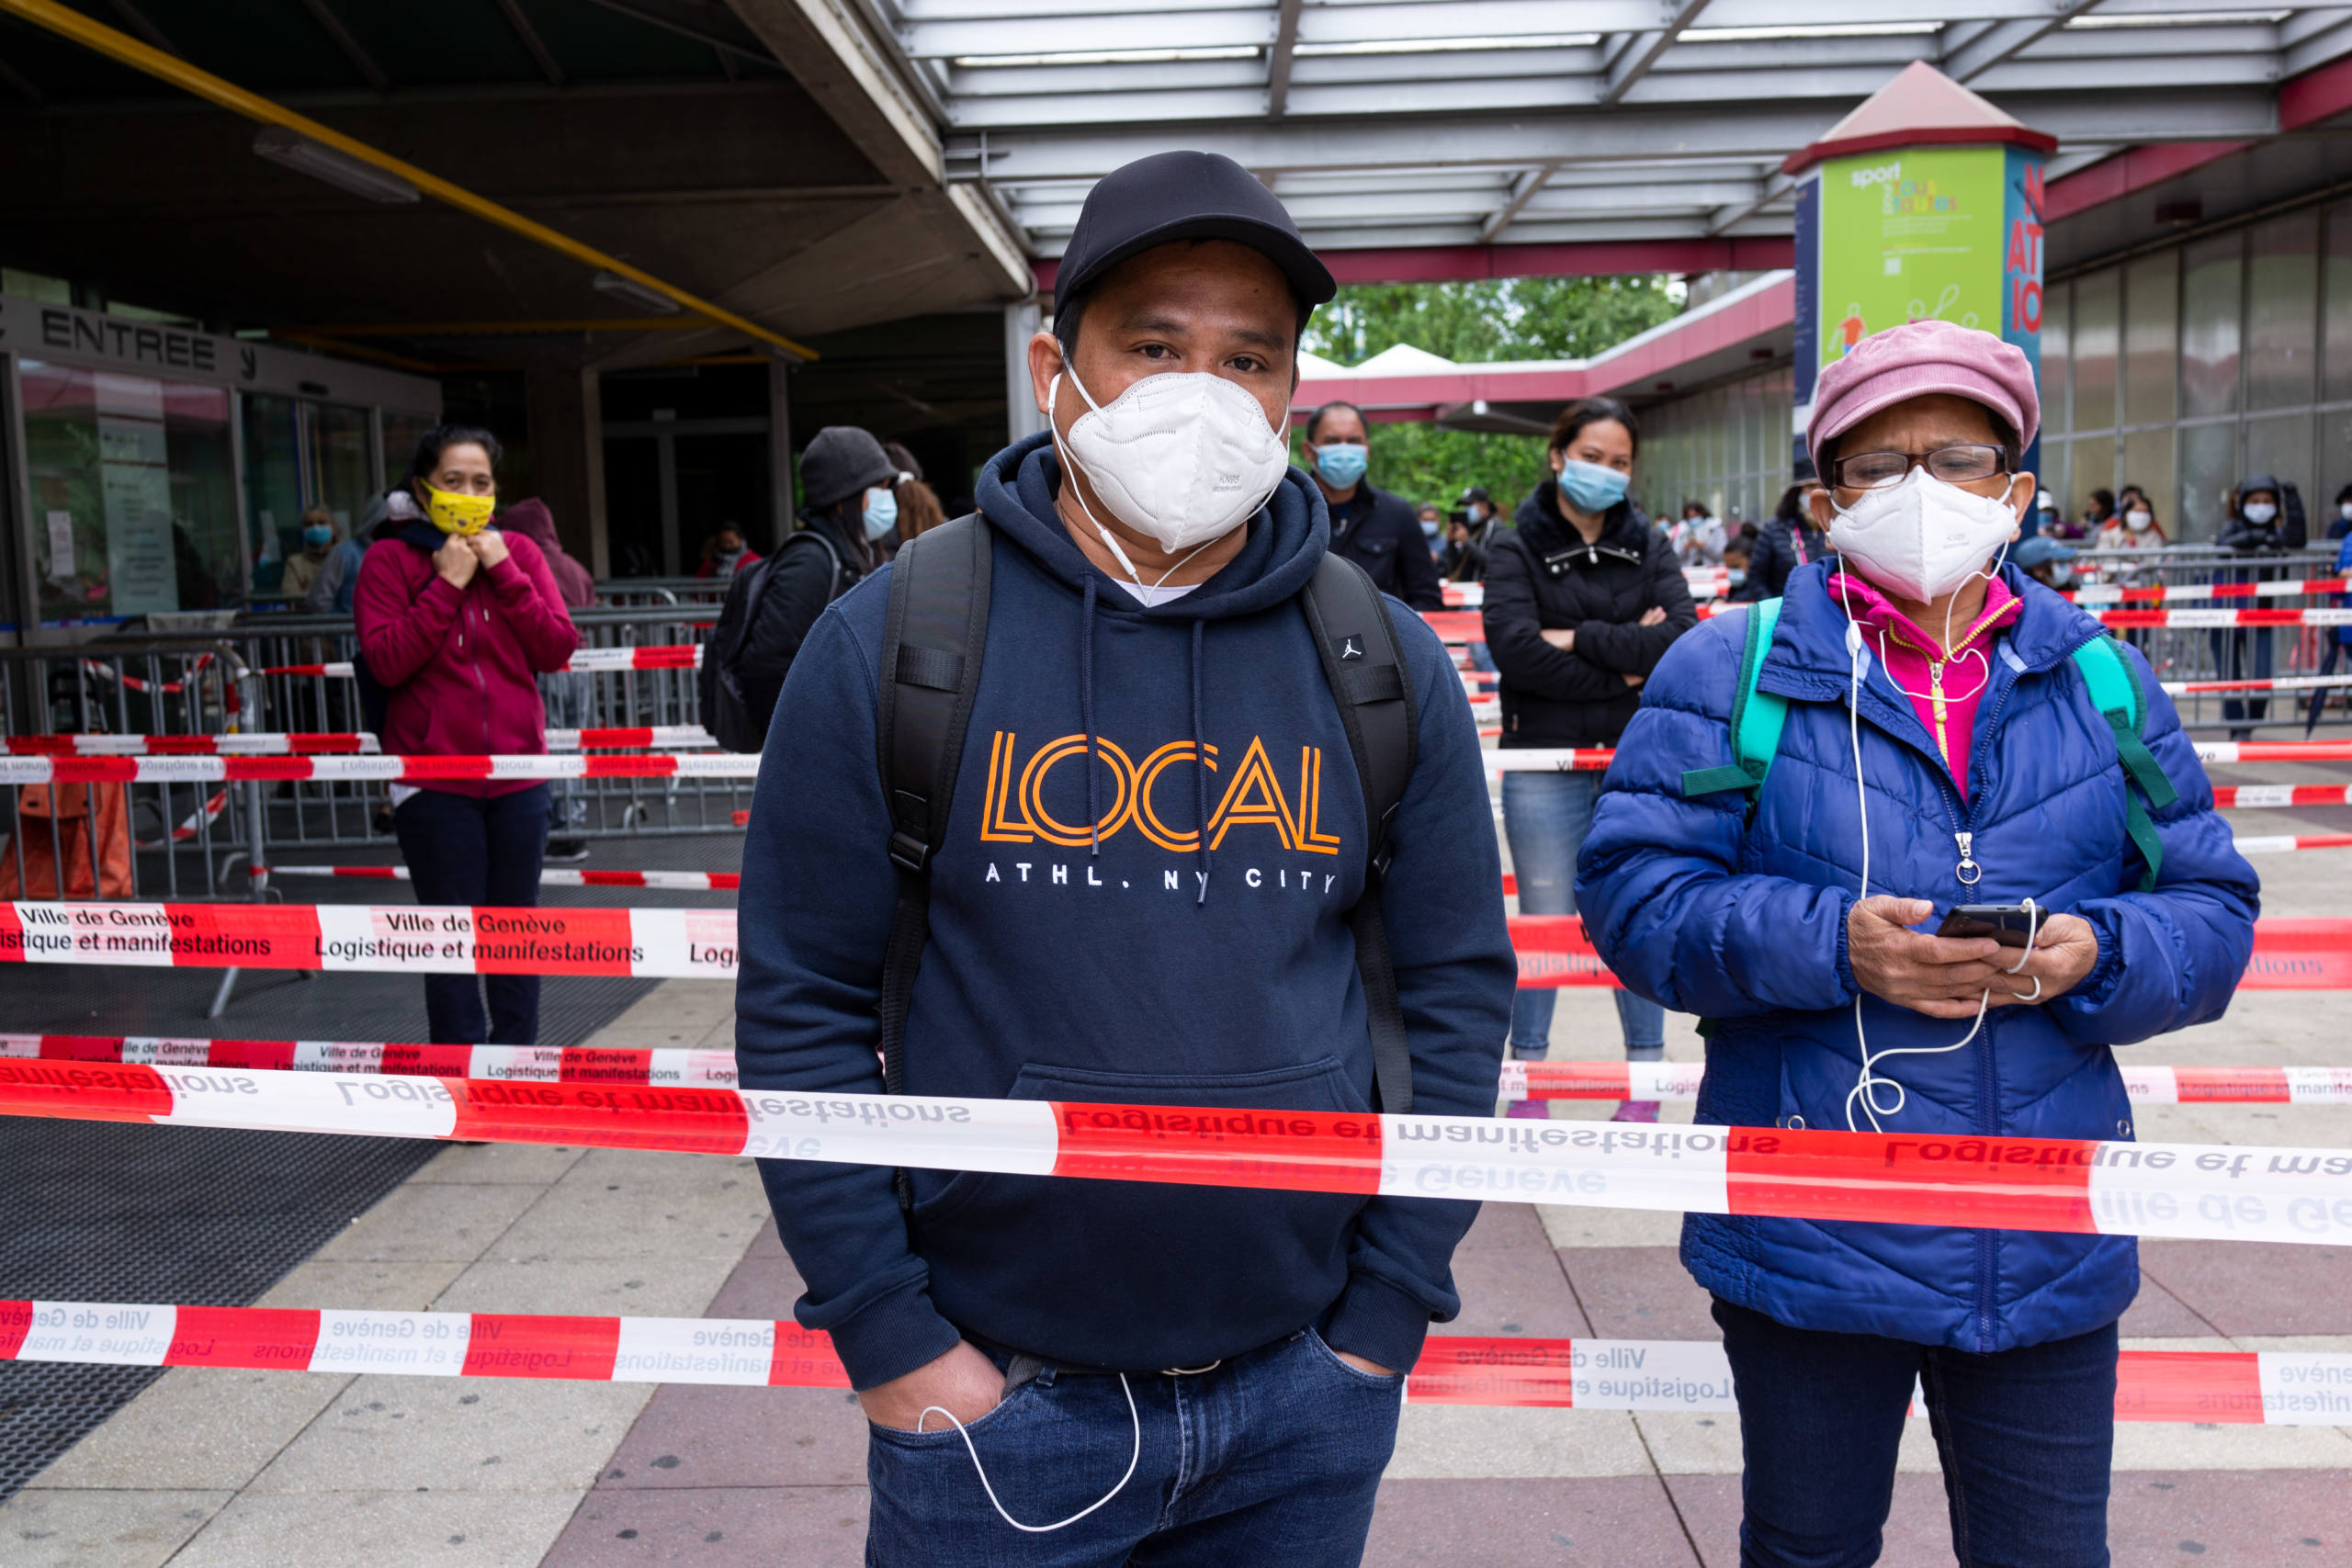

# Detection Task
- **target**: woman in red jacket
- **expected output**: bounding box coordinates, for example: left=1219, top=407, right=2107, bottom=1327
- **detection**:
left=355, top=426, right=580, bottom=1044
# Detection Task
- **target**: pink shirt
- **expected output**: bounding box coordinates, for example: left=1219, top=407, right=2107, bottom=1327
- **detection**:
left=1827, top=572, right=2021, bottom=801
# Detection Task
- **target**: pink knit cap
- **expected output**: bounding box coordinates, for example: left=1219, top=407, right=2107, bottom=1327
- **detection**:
left=1807, top=319, right=2039, bottom=468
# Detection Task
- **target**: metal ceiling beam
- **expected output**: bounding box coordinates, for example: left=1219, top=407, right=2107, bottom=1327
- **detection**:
left=496, top=0, right=566, bottom=86
left=2283, top=7, right=2352, bottom=74
left=729, top=0, right=944, bottom=185
left=293, top=0, right=389, bottom=92
left=1266, top=0, right=1301, bottom=117
left=586, top=0, right=775, bottom=64
left=1602, top=0, right=1712, bottom=107
left=1939, top=1, right=2104, bottom=83
left=1707, top=172, right=1792, bottom=234
left=1479, top=164, right=1555, bottom=243
left=951, top=89, right=2278, bottom=181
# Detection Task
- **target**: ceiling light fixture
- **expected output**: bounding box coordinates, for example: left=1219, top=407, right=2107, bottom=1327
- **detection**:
left=252, top=125, right=419, bottom=204
left=593, top=271, right=684, bottom=315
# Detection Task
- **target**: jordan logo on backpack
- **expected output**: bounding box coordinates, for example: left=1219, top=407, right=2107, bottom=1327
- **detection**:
left=1339, top=635, right=1363, bottom=660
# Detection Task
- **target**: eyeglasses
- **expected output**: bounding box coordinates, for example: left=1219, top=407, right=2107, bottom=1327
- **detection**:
left=1829, top=444, right=2008, bottom=491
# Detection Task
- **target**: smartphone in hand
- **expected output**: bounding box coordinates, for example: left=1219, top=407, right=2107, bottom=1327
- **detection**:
left=1936, top=903, right=2040, bottom=949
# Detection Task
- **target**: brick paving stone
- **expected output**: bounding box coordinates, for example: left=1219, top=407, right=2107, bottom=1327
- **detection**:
left=595, top=1385, right=868, bottom=1491
left=2141, top=1244, right=2352, bottom=1338
left=1555, top=1247, right=1719, bottom=1340
left=2108, top=1469, right=2352, bottom=1563
left=542, top=1485, right=867, bottom=1568
left=1441, top=1205, right=1592, bottom=1339
left=1363, top=1476, right=1699, bottom=1566
left=1667, top=1473, right=1959, bottom=1567
left=2119, top=1271, right=2223, bottom=1339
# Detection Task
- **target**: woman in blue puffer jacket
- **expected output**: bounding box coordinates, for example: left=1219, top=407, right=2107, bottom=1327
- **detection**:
left=1577, top=320, right=2258, bottom=1567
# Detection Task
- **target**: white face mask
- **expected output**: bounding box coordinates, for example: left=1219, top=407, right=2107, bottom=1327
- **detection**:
left=1827, top=468, right=2020, bottom=604
left=1051, top=367, right=1289, bottom=557
left=2125, top=509, right=2153, bottom=531
left=2243, top=502, right=2278, bottom=525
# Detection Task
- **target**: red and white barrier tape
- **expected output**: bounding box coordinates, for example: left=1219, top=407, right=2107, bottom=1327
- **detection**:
left=2195, top=740, right=2352, bottom=763
left=1, top=904, right=2345, bottom=990
left=1500, top=1059, right=2352, bottom=1105
left=132, top=788, right=232, bottom=850
left=1487, top=739, right=2352, bottom=773
left=10, top=1036, right=2350, bottom=1108
left=261, top=645, right=701, bottom=679
left=0, top=754, right=752, bottom=785
left=2064, top=578, right=2352, bottom=605
left=1, top=1060, right=2347, bottom=1242
left=1425, top=607, right=2352, bottom=640
left=2164, top=674, right=2352, bottom=696
left=259, top=865, right=741, bottom=891
left=4, top=727, right=716, bottom=757
left=77, top=655, right=215, bottom=694
left=1, top=1034, right=741, bottom=1085
left=1505, top=913, right=2352, bottom=991
left=2233, top=833, right=2352, bottom=855
left=2215, top=784, right=2352, bottom=810
left=0, top=1300, right=2334, bottom=1421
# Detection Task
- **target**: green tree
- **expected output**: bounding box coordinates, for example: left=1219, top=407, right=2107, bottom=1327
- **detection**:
left=1295, top=276, right=1680, bottom=513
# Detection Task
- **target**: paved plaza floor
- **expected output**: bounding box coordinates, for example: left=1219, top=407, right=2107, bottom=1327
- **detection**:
left=3, top=763, right=2348, bottom=1565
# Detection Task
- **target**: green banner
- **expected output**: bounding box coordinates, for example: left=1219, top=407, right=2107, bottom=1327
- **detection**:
left=1815, top=145, right=2007, bottom=371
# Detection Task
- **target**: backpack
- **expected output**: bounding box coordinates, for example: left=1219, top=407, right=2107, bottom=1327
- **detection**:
left=874, top=514, right=1421, bottom=1152
left=700, top=531, right=845, bottom=753
left=1679, top=599, right=2179, bottom=892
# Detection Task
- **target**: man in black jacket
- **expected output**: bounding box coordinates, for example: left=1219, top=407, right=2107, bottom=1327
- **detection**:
left=728, top=426, right=894, bottom=745
left=1302, top=400, right=1444, bottom=609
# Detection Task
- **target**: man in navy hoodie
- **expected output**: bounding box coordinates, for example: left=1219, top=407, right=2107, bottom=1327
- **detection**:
left=735, top=152, right=1514, bottom=1564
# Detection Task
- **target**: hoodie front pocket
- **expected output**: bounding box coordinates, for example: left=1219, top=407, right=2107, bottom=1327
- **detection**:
left=910, top=1055, right=1374, bottom=1371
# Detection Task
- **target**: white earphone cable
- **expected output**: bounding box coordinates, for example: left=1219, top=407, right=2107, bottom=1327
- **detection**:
left=918, top=1372, right=1141, bottom=1534
left=1832, top=558, right=2039, bottom=1133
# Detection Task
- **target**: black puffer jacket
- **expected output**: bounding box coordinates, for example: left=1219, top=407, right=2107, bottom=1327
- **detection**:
left=1486, top=481, right=1698, bottom=748
left=1735, top=512, right=1828, bottom=602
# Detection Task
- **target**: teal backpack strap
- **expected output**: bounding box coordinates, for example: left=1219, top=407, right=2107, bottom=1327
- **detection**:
left=1682, top=597, right=1790, bottom=802
left=2071, top=633, right=2178, bottom=893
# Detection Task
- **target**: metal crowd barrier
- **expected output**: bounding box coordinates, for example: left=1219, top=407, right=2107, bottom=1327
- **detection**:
left=0, top=604, right=741, bottom=912
left=2068, top=547, right=2347, bottom=731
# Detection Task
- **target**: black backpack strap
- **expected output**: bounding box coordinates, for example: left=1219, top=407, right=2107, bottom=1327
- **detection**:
left=874, top=515, right=991, bottom=1190
left=1299, top=553, right=1419, bottom=1114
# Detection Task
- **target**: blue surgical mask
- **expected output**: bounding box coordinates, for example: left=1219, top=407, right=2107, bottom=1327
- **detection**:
left=863, top=487, right=899, bottom=541
left=1556, top=457, right=1629, bottom=514
left=1420, top=519, right=1440, bottom=541
left=302, top=525, right=334, bottom=548
left=1312, top=443, right=1368, bottom=488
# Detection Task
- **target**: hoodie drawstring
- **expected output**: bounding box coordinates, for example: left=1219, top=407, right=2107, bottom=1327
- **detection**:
left=1081, top=577, right=1102, bottom=857
left=1191, top=618, right=1210, bottom=906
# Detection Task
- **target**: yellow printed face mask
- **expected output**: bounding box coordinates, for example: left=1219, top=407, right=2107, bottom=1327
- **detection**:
left=425, top=485, right=496, bottom=536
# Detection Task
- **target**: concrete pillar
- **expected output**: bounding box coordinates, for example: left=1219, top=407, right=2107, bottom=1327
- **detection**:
left=768, top=355, right=795, bottom=548
left=525, top=367, right=610, bottom=577
left=1004, top=300, right=1046, bottom=444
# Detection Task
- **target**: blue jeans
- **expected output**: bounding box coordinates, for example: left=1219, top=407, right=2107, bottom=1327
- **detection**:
left=1500, top=769, right=1665, bottom=1060
left=1714, top=1297, right=2116, bottom=1568
left=865, top=1326, right=1400, bottom=1567
left=393, top=784, right=550, bottom=1045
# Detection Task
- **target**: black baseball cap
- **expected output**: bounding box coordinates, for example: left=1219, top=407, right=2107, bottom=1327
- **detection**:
left=1053, top=151, right=1337, bottom=317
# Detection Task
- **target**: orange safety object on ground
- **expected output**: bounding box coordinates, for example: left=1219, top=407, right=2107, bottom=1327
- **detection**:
left=2, top=780, right=134, bottom=897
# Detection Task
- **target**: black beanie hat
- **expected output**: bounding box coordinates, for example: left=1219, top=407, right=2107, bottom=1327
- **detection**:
left=800, top=426, right=898, bottom=511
